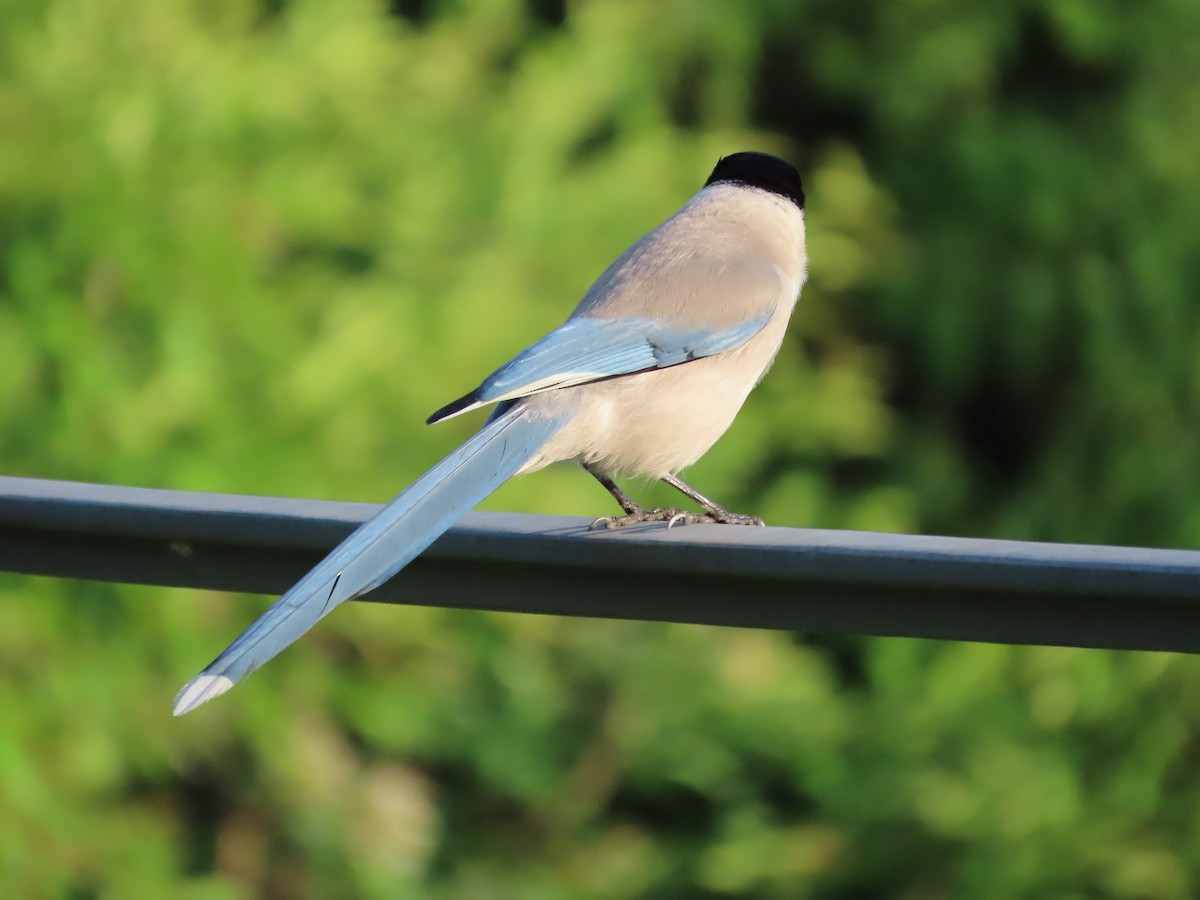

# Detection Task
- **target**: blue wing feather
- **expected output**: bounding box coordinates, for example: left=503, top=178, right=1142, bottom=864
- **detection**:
left=428, top=312, right=771, bottom=423
left=483, top=313, right=771, bottom=400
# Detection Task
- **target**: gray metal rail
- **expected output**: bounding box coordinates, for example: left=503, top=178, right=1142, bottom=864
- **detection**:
left=2, top=475, right=1199, bottom=653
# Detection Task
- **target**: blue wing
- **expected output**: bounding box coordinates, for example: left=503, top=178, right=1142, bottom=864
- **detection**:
left=428, top=312, right=771, bottom=423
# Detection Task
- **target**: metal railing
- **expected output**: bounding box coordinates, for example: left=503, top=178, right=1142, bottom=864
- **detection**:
left=2, top=474, right=1199, bottom=653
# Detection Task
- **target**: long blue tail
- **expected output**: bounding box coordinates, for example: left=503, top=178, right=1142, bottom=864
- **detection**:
left=173, top=403, right=567, bottom=715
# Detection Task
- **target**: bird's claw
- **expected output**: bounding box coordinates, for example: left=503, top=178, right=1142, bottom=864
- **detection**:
left=589, top=507, right=695, bottom=530
left=588, top=507, right=765, bottom=530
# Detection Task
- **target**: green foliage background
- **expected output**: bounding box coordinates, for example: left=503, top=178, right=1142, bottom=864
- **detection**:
left=2, top=0, right=1200, bottom=896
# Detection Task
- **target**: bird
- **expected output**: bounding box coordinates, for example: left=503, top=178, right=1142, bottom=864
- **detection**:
left=173, top=151, right=807, bottom=715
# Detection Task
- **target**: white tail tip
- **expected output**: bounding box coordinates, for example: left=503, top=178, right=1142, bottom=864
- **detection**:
left=173, top=673, right=236, bottom=716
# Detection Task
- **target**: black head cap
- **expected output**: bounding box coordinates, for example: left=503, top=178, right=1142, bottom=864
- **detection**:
left=704, top=152, right=804, bottom=210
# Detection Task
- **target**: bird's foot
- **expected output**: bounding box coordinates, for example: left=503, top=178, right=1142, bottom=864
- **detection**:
left=589, top=507, right=699, bottom=530
left=707, top=511, right=766, bottom=527
left=589, top=507, right=764, bottom=530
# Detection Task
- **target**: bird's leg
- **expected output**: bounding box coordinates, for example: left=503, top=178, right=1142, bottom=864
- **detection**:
left=584, top=463, right=698, bottom=530
left=584, top=464, right=764, bottom=529
left=660, top=473, right=765, bottom=526
left=585, top=464, right=642, bottom=516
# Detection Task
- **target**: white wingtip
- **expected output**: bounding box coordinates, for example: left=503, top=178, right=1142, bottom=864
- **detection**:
left=172, top=673, right=236, bottom=716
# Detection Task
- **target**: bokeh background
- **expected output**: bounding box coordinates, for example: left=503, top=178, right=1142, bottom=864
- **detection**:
left=3, top=0, right=1200, bottom=896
